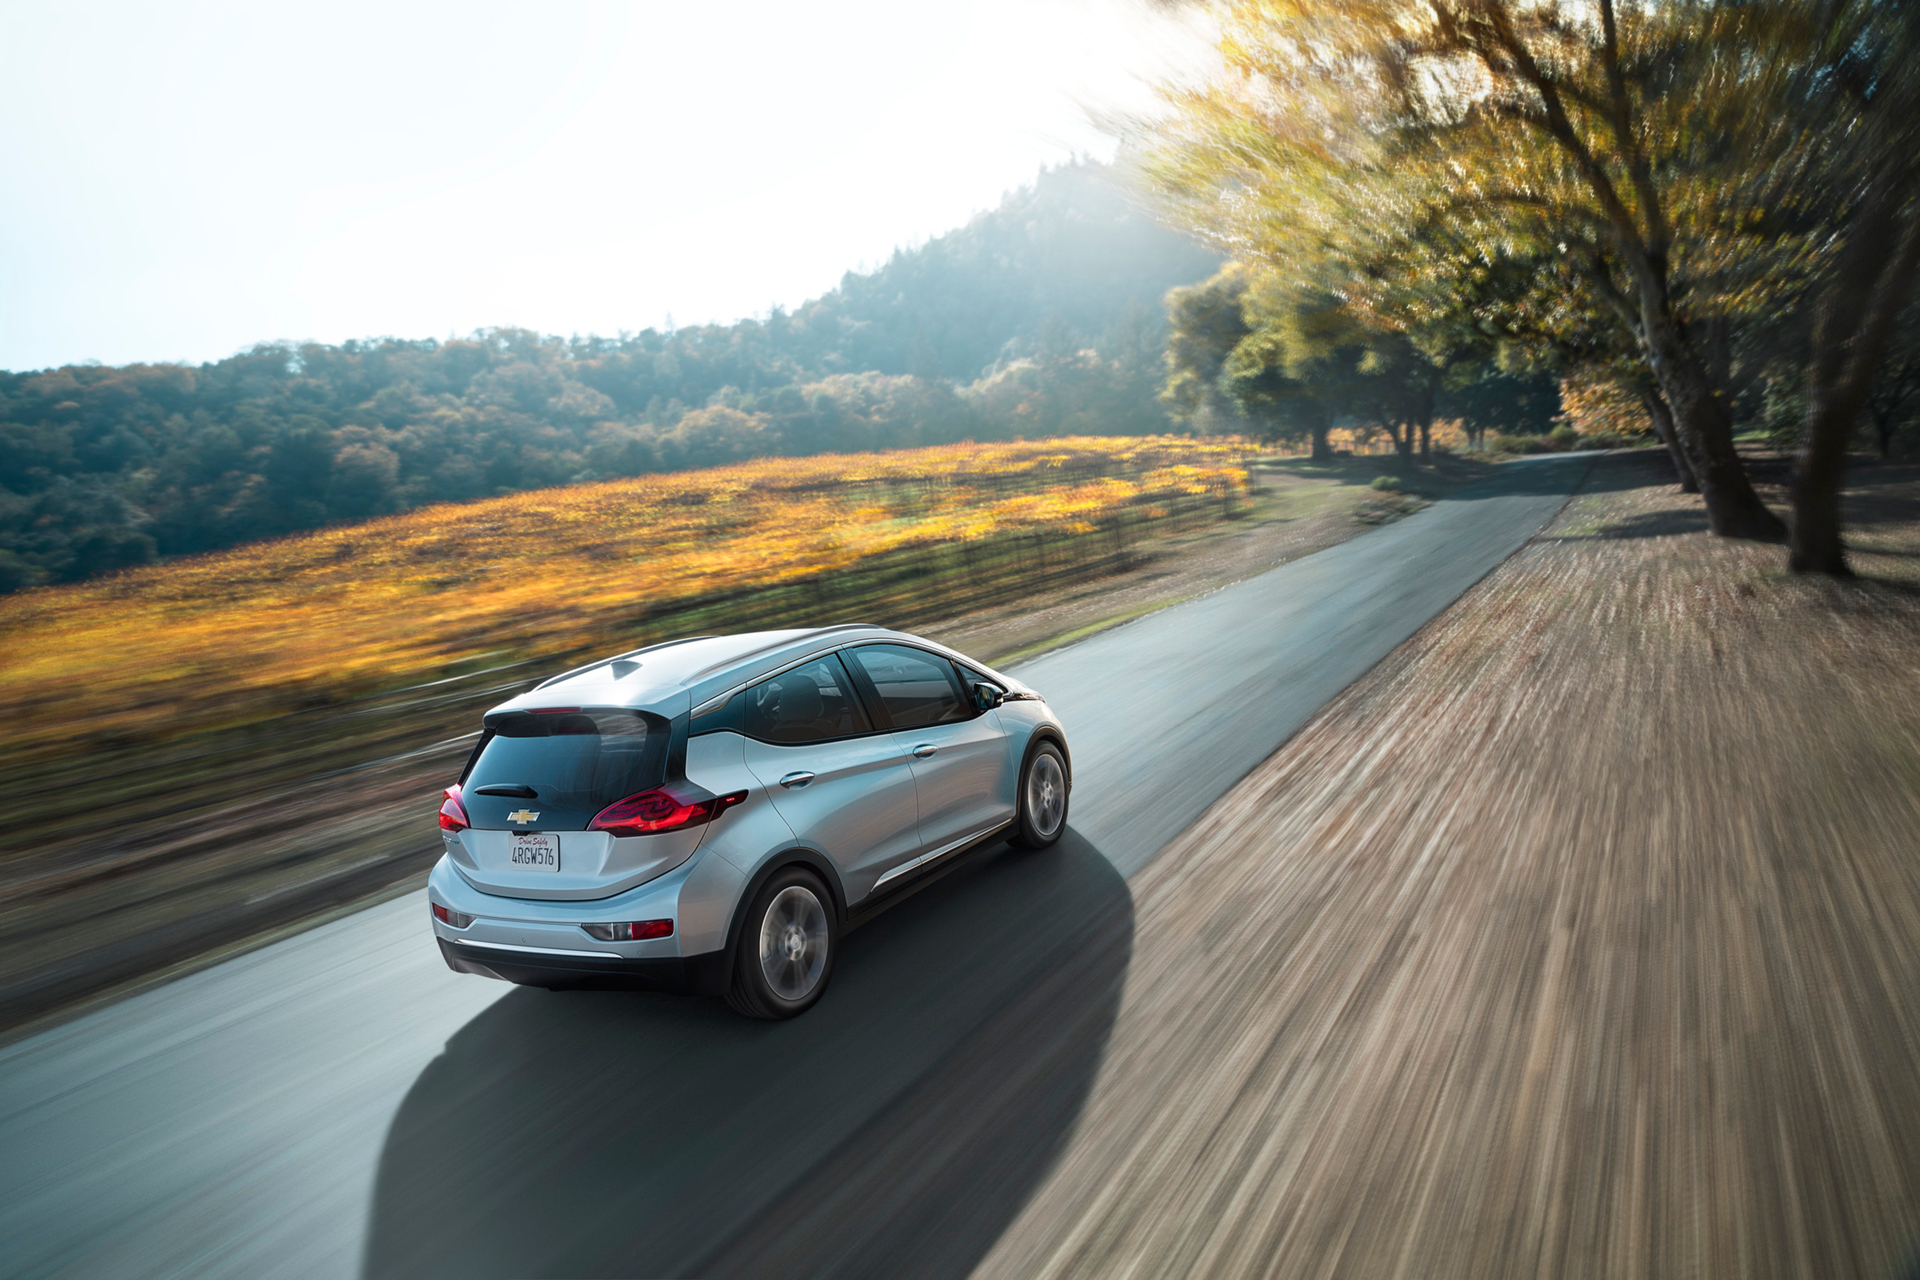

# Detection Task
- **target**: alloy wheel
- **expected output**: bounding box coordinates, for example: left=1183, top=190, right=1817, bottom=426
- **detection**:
left=758, top=884, right=829, bottom=1000
left=1027, top=751, right=1066, bottom=839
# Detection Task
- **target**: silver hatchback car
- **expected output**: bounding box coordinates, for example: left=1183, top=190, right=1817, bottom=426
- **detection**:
left=427, top=625, right=1070, bottom=1018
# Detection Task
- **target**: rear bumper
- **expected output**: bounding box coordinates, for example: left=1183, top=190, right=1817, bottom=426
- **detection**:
left=437, top=937, right=729, bottom=996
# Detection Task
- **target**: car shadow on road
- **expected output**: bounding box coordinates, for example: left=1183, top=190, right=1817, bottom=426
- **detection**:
left=362, top=831, right=1132, bottom=1280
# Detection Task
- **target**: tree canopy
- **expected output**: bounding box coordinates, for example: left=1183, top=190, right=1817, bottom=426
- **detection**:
left=1163, top=262, right=1559, bottom=457
left=1145, top=0, right=1920, bottom=572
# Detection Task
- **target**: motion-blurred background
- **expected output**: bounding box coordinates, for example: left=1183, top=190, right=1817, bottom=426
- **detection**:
left=4, top=2, right=1920, bottom=1277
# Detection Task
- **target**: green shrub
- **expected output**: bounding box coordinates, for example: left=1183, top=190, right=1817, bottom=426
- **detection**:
left=1489, top=427, right=1607, bottom=455
left=1370, top=475, right=1404, bottom=491
left=1577, top=430, right=1635, bottom=450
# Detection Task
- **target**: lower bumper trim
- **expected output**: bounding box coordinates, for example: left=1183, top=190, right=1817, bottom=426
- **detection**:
left=451, top=938, right=607, bottom=959
left=437, top=938, right=728, bottom=996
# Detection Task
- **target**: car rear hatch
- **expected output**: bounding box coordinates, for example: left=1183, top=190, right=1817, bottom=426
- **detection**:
left=449, top=707, right=706, bottom=901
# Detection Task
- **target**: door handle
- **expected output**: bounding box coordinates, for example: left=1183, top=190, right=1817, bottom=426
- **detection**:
left=912, top=744, right=938, bottom=759
left=779, top=771, right=816, bottom=789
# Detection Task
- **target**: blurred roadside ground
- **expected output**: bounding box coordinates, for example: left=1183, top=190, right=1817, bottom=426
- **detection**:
left=922, top=451, right=1920, bottom=1280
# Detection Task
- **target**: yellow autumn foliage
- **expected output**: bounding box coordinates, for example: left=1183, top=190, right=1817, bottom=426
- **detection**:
left=0, top=436, right=1249, bottom=758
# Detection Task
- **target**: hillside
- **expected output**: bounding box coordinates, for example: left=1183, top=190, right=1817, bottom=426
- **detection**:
left=814, top=164, right=1223, bottom=380
left=0, top=163, right=1220, bottom=593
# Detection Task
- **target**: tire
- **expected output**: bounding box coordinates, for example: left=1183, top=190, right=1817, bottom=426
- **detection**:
left=726, top=866, right=837, bottom=1019
left=1010, top=740, right=1070, bottom=849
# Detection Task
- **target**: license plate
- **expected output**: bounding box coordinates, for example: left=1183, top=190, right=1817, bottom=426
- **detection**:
left=508, top=832, right=560, bottom=872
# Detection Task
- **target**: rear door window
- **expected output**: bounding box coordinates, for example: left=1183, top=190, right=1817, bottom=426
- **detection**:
left=742, top=655, right=872, bottom=743
left=463, top=708, right=668, bottom=829
left=846, top=644, right=971, bottom=730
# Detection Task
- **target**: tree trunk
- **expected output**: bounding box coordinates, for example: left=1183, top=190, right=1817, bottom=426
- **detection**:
left=1639, top=307, right=1785, bottom=539
left=1391, top=421, right=1413, bottom=458
left=1486, top=2, right=1779, bottom=536
left=1638, top=386, right=1698, bottom=492
left=1791, top=159, right=1920, bottom=576
left=1790, top=411, right=1854, bottom=576
left=1415, top=379, right=1435, bottom=461
left=1310, top=422, right=1332, bottom=461
left=1792, top=283, right=1920, bottom=576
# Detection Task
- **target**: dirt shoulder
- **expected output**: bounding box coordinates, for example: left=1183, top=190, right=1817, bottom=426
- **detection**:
left=939, top=450, right=1920, bottom=1279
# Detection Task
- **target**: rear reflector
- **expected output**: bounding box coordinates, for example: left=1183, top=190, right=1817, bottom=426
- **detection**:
left=581, top=919, right=674, bottom=942
left=438, top=785, right=469, bottom=833
left=590, top=788, right=747, bottom=837
left=431, top=902, right=475, bottom=929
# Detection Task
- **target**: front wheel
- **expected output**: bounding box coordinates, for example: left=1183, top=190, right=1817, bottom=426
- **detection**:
left=1010, top=740, right=1069, bottom=849
left=726, top=866, right=837, bottom=1019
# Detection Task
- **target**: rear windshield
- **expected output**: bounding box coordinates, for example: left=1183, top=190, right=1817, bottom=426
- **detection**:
left=462, top=708, right=669, bottom=830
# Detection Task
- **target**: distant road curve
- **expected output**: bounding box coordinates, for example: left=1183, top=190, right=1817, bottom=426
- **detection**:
left=0, top=454, right=1591, bottom=1280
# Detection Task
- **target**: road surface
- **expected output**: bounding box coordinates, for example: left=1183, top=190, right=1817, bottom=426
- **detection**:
left=0, top=455, right=1590, bottom=1280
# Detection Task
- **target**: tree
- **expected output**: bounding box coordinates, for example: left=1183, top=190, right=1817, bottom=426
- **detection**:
left=1456, top=363, right=1568, bottom=449
left=1249, top=285, right=1443, bottom=459
left=1862, top=313, right=1920, bottom=460
left=1162, top=266, right=1253, bottom=434
left=1219, top=317, right=1334, bottom=459
left=1146, top=0, right=1793, bottom=537
left=1167, top=259, right=1555, bottom=460
left=1782, top=1, right=1920, bottom=574
left=1337, top=222, right=1697, bottom=479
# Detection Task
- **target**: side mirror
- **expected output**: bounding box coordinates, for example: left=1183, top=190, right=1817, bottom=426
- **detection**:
left=972, top=681, right=1006, bottom=711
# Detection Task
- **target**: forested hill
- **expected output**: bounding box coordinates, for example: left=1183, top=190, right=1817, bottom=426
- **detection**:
left=0, top=162, right=1219, bottom=592
left=819, top=164, right=1222, bottom=381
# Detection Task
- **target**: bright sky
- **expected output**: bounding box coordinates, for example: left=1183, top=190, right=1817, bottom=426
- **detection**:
left=0, top=0, right=1213, bottom=372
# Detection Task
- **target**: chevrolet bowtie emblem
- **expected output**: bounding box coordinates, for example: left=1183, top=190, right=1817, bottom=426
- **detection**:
left=507, top=809, right=540, bottom=824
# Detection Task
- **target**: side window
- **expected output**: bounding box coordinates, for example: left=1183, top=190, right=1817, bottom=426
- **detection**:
left=742, top=655, right=872, bottom=744
left=847, top=644, right=970, bottom=730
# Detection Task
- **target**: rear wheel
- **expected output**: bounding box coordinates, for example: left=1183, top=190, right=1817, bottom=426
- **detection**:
left=726, top=866, right=836, bottom=1019
left=1010, top=740, right=1069, bottom=848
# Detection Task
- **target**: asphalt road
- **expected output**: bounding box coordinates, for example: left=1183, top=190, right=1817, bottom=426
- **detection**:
left=0, top=454, right=1591, bottom=1280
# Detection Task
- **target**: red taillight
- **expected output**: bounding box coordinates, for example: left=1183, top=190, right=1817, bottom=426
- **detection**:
left=581, top=919, right=674, bottom=941
left=438, top=785, right=469, bottom=833
left=590, top=787, right=746, bottom=837
left=431, top=902, right=474, bottom=928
